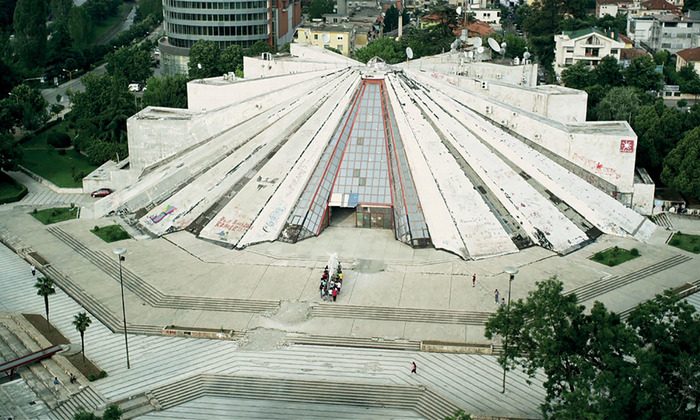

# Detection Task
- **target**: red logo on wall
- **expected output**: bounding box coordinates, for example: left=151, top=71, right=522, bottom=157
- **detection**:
left=620, top=140, right=634, bottom=153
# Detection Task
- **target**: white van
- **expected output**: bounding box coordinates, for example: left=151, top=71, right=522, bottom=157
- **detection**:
left=128, top=83, right=141, bottom=92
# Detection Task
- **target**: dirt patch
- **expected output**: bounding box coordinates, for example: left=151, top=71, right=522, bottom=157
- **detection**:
left=22, top=313, right=102, bottom=380
left=22, top=313, right=70, bottom=345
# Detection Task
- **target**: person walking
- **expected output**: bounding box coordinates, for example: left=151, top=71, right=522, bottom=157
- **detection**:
left=31, top=265, right=36, bottom=276
left=472, top=274, right=476, bottom=287
left=332, top=287, right=338, bottom=302
left=411, top=362, right=417, bottom=374
left=501, top=297, right=505, bottom=305
left=54, top=376, right=59, bottom=390
left=494, top=289, right=500, bottom=304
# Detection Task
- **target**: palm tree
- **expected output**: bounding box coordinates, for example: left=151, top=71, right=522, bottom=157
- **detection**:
left=34, top=276, right=56, bottom=331
left=73, top=312, right=92, bottom=362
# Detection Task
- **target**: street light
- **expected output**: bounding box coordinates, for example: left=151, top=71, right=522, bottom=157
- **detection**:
left=113, top=247, right=130, bottom=369
left=62, top=68, right=78, bottom=81
left=501, top=266, right=518, bottom=394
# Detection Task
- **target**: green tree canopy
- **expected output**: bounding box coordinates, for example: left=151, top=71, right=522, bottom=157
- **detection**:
left=142, top=74, right=188, bottom=109
left=593, top=55, right=623, bottom=87
left=219, top=44, right=244, bottom=74
left=624, top=55, right=662, bottom=91
left=188, top=40, right=221, bottom=79
left=661, top=127, right=700, bottom=200
left=383, top=5, right=408, bottom=33
left=69, top=6, right=95, bottom=51
left=246, top=40, right=272, bottom=57
left=485, top=277, right=700, bottom=418
left=10, top=84, right=49, bottom=130
left=13, top=0, right=48, bottom=70
left=308, top=0, right=335, bottom=19
left=595, top=86, right=641, bottom=121
left=106, top=44, right=153, bottom=83
left=69, top=74, right=134, bottom=164
left=560, top=61, right=592, bottom=90
left=354, top=37, right=406, bottom=64
left=0, top=132, right=23, bottom=171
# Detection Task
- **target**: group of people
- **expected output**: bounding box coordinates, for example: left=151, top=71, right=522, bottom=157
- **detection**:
left=319, top=263, right=343, bottom=302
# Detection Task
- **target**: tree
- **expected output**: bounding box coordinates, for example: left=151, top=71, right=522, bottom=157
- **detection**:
left=383, top=5, right=408, bottom=33
left=246, top=40, right=272, bottom=57
left=69, top=6, right=95, bottom=51
left=595, top=86, right=641, bottom=121
left=69, top=74, right=134, bottom=164
left=560, top=61, right=592, bottom=89
left=73, top=311, right=92, bottom=362
left=661, top=127, right=700, bottom=200
left=308, top=0, right=334, bottom=19
left=106, top=45, right=153, bottom=83
left=73, top=404, right=122, bottom=420
left=444, top=409, right=474, bottom=420
left=218, top=44, right=244, bottom=74
left=13, top=0, right=48, bottom=69
left=34, top=276, right=56, bottom=331
left=625, top=55, right=662, bottom=92
left=10, top=84, right=49, bottom=130
left=354, top=37, right=406, bottom=64
left=188, top=40, right=220, bottom=79
left=0, top=132, right=23, bottom=171
left=593, top=55, right=623, bottom=87
left=626, top=291, right=700, bottom=417
left=485, top=278, right=700, bottom=418
left=135, top=0, right=162, bottom=22
left=142, top=74, right=188, bottom=108
left=50, top=0, right=73, bottom=23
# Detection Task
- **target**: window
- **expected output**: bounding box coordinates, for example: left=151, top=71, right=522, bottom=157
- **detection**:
left=337, top=34, right=344, bottom=40
left=566, top=47, right=574, bottom=53
left=338, top=44, right=343, bottom=51
left=611, top=49, right=619, bottom=54
left=586, top=36, right=601, bottom=45
left=584, top=47, right=599, bottom=57
left=314, top=34, right=318, bottom=40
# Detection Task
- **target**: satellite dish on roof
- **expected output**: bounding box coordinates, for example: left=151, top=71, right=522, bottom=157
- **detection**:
left=322, top=33, right=331, bottom=43
left=501, top=42, right=507, bottom=48
left=487, top=38, right=500, bottom=52
left=456, top=6, right=462, bottom=15
left=451, top=38, right=460, bottom=51
left=473, top=37, right=482, bottom=48
left=523, top=51, right=531, bottom=60
left=477, top=46, right=484, bottom=54
left=406, top=47, right=413, bottom=59
left=468, top=51, right=474, bottom=59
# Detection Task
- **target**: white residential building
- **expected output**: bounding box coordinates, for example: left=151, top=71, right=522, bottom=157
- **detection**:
left=554, top=28, right=625, bottom=74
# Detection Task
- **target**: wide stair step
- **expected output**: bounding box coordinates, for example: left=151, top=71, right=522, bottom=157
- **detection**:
left=149, top=374, right=459, bottom=420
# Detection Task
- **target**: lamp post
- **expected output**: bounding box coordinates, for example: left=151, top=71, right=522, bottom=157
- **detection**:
left=501, top=266, right=518, bottom=393
left=113, top=247, right=130, bottom=369
left=62, top=68, right=78, bottom=81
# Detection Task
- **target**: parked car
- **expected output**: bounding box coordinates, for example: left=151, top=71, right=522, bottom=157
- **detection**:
left=91, top=188, right=113, bottom=197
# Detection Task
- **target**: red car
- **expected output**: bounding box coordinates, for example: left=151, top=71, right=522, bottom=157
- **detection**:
left=91, top=188, right=113, bottom=198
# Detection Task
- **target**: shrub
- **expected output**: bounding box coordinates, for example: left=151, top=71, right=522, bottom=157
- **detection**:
left=677, top=99, right=687, bottom=108
left=94, top=225, right=100, bottom=232
left=57, top=149, right=66, bottom=155
left=99, top=370, right=108, bottom=378
left=88, top=373, right=96, bottom=381
left=47, top=132, right=72, bottom=148
left=33, top=208, right=38, bottom=214
left=630, top=248, right=639, bottom=256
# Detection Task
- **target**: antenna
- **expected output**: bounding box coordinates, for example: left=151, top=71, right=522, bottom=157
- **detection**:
left=322, top=33, right=331, bottom=43
left=473, top=37, right=482, bottom=48
left=406, top=47, right=413, bottom=60
left=477, top=46, right=484, bottom=54
left=487, top=38, right=500, bottom=53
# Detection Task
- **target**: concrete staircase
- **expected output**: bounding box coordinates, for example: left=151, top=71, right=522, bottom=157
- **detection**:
left=311, top=304, right=491, bottom=326
left=286, top=333, right=421, bottom=351
left=148, top=374, right=460, bottom=420
left=109, top=393, right=156, bottom=419
left=565, top=254, right=693, bottom=302
left=49, top=386, right=108, bottom=420
left=652, top=213, right=673, bottom=230
left=0, top=316, right=108, bottom=418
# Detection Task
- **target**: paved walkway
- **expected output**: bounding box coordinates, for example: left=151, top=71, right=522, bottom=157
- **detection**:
left=0, top=171, right=95, bottom=211
left=0, top=243, right=547, bottom=419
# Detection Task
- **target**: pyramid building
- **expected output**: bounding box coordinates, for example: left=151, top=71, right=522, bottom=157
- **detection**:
left=92, top=44, right=657, bottom=260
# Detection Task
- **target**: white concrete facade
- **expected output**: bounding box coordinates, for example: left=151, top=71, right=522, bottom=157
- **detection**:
left=98, top=45, right=656, bottom=260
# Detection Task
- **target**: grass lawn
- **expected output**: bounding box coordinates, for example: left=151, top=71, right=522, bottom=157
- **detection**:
left=21, top=121, right=97, bottom=188
left=590, top=246, right=640, bottom=267
left=30, top=207, right=79, bottom=225
left=91, top=224, right=131, bottom=243
left=0, top=172, right=28, bottom=204
left=668, top=232, right=700, bottom=254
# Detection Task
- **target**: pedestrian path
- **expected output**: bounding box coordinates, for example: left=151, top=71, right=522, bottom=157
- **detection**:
left=0, top=243, right=547, bottom=419
left=0, top=171, right=93, bottom=210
